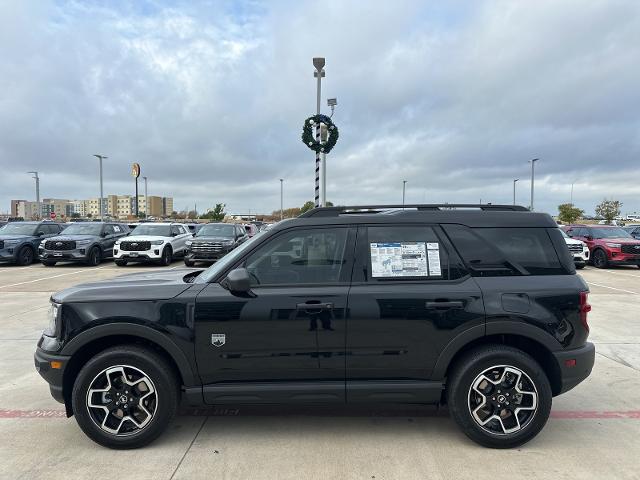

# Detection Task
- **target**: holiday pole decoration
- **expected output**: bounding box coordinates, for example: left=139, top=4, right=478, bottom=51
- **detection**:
left=301, top=114, right=339, bottom=154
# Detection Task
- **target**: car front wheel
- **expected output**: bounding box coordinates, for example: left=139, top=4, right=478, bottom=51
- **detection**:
left=592, top=249, right=609, bottom=269
left=71, top=345, right=179, bottom=449
left=159, top=246, right=172, bottom=266
left=16, top=246, right=34, bottom=266
left=447, top=345, right=552, bottom=449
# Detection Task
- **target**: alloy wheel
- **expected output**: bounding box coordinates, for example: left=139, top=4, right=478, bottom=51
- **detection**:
left=86, top=365, right=158, bottom=436
left=467, top=365, right=538, bottom=435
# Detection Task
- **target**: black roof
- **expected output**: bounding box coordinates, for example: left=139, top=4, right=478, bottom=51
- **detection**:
left=273, top=204, right=557, bottom=230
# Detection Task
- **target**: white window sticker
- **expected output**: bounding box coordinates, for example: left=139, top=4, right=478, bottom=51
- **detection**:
left=113, top=225, right=121, bottom=232
left=370, top=242, right=429, bottom=277
left=427, top=245, right=442, bottom=276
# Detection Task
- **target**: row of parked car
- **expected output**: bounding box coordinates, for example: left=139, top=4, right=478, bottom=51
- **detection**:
left=0, top=220, right=266, bottom=267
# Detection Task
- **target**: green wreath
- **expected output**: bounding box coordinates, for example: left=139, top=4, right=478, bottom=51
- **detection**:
left=301, top=114, right=339, bottom=154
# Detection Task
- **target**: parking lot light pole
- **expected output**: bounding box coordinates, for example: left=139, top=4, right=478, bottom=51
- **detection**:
left=402, top=180, right=407, bottom=207
left=280, top=179, right=284, bottom=220
left=27, top=172, right=40, bottom=219
left=570, top=182, right=574, bottom=206
left=513, top=178, right=519, bottom=205
left=93, top=155, right=107, bottom=219
left=143, top=176, right=148, bottom=217
left=529, top=158, right=538, bottom=211
left=313, top=57, right=325, bottom=208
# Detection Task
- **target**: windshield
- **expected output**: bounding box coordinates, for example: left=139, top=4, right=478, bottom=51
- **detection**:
left=560, top=230, right=569, bottom=238
left=195, top=236, right=258, bottom=283
left=0, top=223, right=37, bottom=236
left=60, top=224, right=103, bottom=235
left=590, top=227, right=632, bottom=239
left=197, top=224, right=235, bottom=238
left=130, top=224, right=172, bottom=236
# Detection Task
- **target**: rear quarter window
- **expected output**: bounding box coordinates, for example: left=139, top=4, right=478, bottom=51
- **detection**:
left=444, top=225, right=573, bottom=276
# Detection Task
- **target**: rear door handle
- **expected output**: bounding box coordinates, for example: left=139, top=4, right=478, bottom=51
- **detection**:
left=425, top=301, right=464, bottom=310
left=296, top=302, right=334, bottom=312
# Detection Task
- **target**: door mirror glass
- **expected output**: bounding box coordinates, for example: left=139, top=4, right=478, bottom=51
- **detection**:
left=226, top=268, right=251, bottom=293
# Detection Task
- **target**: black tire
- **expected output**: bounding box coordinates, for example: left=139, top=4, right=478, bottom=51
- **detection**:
left=16, top=246, right=35, bottom=266
left=575, top=264, right=585, bottom=269
left=86, top=247, right=102, bottom=266
left=592, top=249, right=609, bottom=269
left=115, top=259, right=127, bottom=267
left=184, top=258, right=195, bottom=267
left=447, top=345, right=552, bottom=449
left=159, top=246, right=172, bottom=266
left=42, top=260, right=57, bottom=267
left=71, top=345, right=179, bottom=449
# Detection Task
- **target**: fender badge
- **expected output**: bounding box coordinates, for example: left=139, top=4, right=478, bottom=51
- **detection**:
left=211, top=334, right=226, bottom=347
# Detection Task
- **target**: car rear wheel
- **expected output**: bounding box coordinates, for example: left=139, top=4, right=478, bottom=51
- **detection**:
left=71, top=345, right=179, bottom=449
left=16, top=246, right=34, bottom=266
left=86, top=247, right=101, bottom=266
left=447, top=345, right=552, bottom=449
left=159, top=246, right=172, bottom=266
left=184, top=258, right=195, bottom=267
left=592, top=249, right=609, bottom=269
left=115, top=259, right=127, bottom=266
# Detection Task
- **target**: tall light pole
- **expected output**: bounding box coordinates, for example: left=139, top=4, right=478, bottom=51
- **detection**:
left=279, top=178, right=284, bottom=220
left=143, top=176, right=148, bottom=217
left=313, top=57, right=325, bottom=208
left=27, top=172, right=40, bottom=219
left=402, top=180, right=407, bottom=207
left=529, top=158, right=538, bottom=211
left=513, top=178, right=519, bottom=205
left=570, top=182, right=574, bottom=206
left=93, top=155, right=107, bottom=219
left=322, top=97, right=338, bottom=207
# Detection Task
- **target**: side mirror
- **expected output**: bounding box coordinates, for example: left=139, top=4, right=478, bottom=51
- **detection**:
left=226, top=268, right=252, bottom=294
left=101, top=231, right=108, bottom=237
left=585, top=235, right=593, bottom=241
left=37, top=231, right=45, bottom=237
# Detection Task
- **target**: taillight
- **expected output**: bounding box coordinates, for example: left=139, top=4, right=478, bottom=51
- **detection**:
left=580, top=291, right=592, bottom=333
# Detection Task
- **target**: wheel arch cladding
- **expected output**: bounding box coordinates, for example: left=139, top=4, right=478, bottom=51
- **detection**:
left=435, top=332, right=562, bottom=397
left=61, top=330, right=196, bottom=416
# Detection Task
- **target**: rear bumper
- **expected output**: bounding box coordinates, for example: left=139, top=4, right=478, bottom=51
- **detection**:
left=553, top=342, right=595, bottom=395
left=34, top=347, right=70, bottom=404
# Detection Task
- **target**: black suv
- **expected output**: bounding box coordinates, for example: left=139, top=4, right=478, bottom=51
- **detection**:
left=39, top=222, right=130, bottom=266
left=184, top=222, right=248, bottom=266
left=0, top=221, right=65, bottom=265
left=34, top=205, right=594, bottom=449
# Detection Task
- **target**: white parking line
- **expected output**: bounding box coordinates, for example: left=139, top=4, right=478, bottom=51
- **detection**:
left=587, top=281, right=640, bottom=295
left=592, top=270, right=640, bottom=279
left=0, top=267, right=107, bottom=289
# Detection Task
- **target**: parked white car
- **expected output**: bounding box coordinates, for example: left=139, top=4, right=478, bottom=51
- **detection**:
left=561, top=229, right=589, bottom=269
left=113, top=223, right=192, bottom=266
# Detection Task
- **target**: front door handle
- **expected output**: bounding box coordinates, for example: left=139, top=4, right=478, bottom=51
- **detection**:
left=425, top=300, right=464, bottom=310
left=296, top=302, right=334, bottom=312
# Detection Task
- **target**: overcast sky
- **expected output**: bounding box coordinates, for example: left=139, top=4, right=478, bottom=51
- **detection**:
left=1, top=0, right=639, bottom=216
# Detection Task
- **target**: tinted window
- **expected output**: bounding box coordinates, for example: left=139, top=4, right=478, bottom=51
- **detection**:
left=197, top=224, right=235, bottom=237
left=445, top=225, right=568, bottom=276
left=587, top=227, right=632, bottom=239
left=131, top=225, right=171, bottom=236
left=365, top=226, right=460, bottom=281
left=244, top=228, right=349, bottom=285
left=0, top=224, right=38, bottom=235
left=62, top=223, right=103, bottom=235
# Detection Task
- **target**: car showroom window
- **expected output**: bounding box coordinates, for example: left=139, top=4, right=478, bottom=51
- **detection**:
left=244, top=228, right=349, bottom=286
left=366, top=226, right=457, bottom=281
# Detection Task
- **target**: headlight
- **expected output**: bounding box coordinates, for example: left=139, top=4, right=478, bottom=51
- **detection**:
left=606, top=243, right=621, bottom=248
left=115, top=240, right=121, bottom=245
left=185, top=240, right=192, bottom=246
left=151, top=240, right=164, bottom=245
left=222, top=240, right=234, bottom=246
left=46, top=302, right=61, bottom=337
left=76, top=239, right=91, bottom=246
left=4, top=239, right=19, bottom=247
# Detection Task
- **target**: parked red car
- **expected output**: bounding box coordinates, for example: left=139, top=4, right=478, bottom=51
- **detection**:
left=562, top=224, right=640, bottom=268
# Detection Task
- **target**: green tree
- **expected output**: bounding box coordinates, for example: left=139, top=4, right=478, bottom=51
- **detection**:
left=557, top=203, right=584, bottom=224
left=595, top=199, right=622, bottom=224
left=300, top=200, right=334, bottom=215
left=199, top=203, right=226, bottom=221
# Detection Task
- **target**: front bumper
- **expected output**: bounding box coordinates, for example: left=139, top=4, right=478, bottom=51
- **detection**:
left=553, top=342, right=595, bottom=395
left=0, top=248, right=18, bottom=263
left=34, top=346, right=70, bottom=405
left=114, top=246, right=164, bottom=261
left=39, top=247, right=89, bottom=262
left=185, top=247, right=232, bottom=262
left=607, top=252, right=640, bottom=265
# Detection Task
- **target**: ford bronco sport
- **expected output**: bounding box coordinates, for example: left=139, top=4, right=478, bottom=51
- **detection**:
left=35, top=204, right=594, bottom=449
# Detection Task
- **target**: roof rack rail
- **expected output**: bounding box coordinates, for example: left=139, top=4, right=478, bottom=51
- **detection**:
left=299, top=204, right=529, bottom=218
